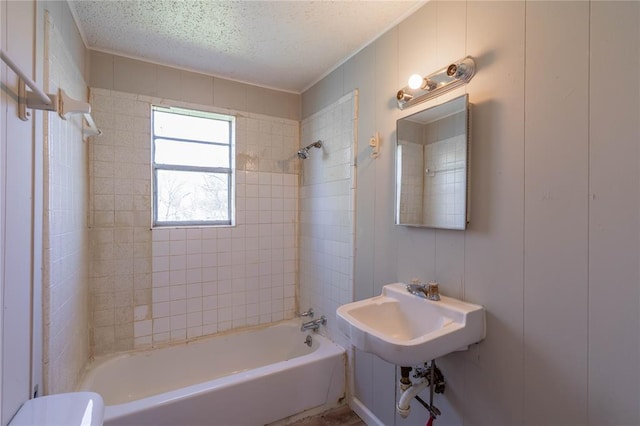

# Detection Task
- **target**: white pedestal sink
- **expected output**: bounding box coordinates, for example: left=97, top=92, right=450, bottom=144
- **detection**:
left=336, top=283, right=486, bottom=366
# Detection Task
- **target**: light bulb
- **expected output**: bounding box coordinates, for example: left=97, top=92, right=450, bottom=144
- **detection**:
left=407, top=74, right=424, bottom=90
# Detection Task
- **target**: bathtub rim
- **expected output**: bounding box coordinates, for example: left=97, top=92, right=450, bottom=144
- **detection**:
left=77, top=319, right=345, bottom=422
left=84, top=318, right=318, bottom=369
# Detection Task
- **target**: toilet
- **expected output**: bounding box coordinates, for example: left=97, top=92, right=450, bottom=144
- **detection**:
left=9, top=392, right=104, bottom=426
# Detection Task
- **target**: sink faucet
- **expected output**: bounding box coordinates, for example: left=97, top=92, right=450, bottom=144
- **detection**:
left=301, top=315, right=327, bottom=332
left=406, top=280, right=441, bottom=301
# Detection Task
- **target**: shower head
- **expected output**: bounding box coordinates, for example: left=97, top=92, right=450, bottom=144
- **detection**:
left=297, top=140, right=322, bottom=160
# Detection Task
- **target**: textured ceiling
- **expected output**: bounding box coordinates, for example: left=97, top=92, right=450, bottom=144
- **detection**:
left=68, top=0, right=423, bottom=93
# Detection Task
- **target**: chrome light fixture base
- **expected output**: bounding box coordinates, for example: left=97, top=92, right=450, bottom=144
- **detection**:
left=397, top=56, right=476, bottom=110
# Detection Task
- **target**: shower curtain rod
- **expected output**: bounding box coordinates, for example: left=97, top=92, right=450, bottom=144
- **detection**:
left=0, top=48, right=102, bottom=137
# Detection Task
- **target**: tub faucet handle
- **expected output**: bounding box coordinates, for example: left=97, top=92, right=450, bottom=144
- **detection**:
left=297, top=308, right=314, bottom=318
left=300, top=315, right=327, bottom=332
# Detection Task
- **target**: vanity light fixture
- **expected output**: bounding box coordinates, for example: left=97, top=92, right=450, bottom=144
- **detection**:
left=396, top=56, right=476, bottom=110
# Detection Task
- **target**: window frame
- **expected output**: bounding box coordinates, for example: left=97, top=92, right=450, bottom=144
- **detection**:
left=151, top=105, right=235, bottom=227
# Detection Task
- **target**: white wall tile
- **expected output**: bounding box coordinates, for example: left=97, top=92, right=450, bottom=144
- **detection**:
left=90, top=89, right=301, bottom=348
left=299, top=91, right=357, bottom=345
left=42, top=10, right=91, bottom=393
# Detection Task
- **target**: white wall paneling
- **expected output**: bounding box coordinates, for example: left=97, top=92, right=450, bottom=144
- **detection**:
left=304, top=1, right=639, bottom=425
left=369, top=27, right=402, bottom=426
left=523, top=2, right=589, bottom=423
left=588, top=2, right=640, bottom=424
left=1, top=2, right=37, bottom=422
left=459, top=2, right=526, bottom=424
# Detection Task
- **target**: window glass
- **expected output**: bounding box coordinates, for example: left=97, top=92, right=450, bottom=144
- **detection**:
left=154, top=139, right=230, bottom=169
left=152, top=106, right=234, bottom=226
left=153, top=110, right=230, bottom=143
left=156, top=170, right=229, bottom=223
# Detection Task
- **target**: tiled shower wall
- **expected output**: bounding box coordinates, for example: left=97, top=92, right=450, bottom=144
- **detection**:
left=89, top=88, right=299, bottom=355
left=397, top=118, right=424, bottom=224
left=89, top=89, right=152, bottom=355
left=397, top=111, right=466, bottom=227
left=423, top=135, right=466, bottom=227
left=422, top=111, right=466, bottom=227
left=43, top=12, right=90, bottom=393
left=397, top=141, right=423, bottom=224
left=299, top=91, right=357, bottom=348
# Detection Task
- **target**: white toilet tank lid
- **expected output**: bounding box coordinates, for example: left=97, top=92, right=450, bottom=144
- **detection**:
left=10, top=392, right=104, bottom=426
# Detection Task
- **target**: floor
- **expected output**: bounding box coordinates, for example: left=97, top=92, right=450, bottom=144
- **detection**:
left=287, top=406, right=365, bottom=426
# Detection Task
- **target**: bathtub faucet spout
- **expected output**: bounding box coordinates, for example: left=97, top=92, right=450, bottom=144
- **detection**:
left=301, top=315, right=326, bottom=332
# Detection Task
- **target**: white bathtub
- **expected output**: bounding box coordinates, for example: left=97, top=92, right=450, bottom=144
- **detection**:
left=78, top=320, right=346, bottom=426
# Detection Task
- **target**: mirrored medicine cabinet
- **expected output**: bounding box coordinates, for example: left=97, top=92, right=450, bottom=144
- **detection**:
left=395, top=94, right=470, bottom=230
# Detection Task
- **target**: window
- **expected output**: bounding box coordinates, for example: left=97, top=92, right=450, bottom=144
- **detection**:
left=152, top=106, right=235, bottom=226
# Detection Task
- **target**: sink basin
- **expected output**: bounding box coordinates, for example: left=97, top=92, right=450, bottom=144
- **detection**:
left=336, top=283, right=485, bottom=365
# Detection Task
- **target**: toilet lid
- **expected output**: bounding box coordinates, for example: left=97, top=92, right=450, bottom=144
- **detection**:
left=10, top=392, right=104, bottom=426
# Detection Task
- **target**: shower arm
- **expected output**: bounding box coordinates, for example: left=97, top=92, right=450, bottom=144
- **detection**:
left=297, top=140, right=323, bottom=159
left=304, top=140, right=322, bottom=150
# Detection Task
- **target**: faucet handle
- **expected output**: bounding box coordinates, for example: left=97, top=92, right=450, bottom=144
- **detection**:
left=296, top=308, right=314, bottom=318
left=427, top=282, right=440, bottom=301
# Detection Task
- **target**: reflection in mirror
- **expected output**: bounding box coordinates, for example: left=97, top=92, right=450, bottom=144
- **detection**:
left=395, top=94, right=470, bottom=229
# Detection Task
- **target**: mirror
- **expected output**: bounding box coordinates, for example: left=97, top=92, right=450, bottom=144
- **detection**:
left=395, top=94, right=470, bottom=229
